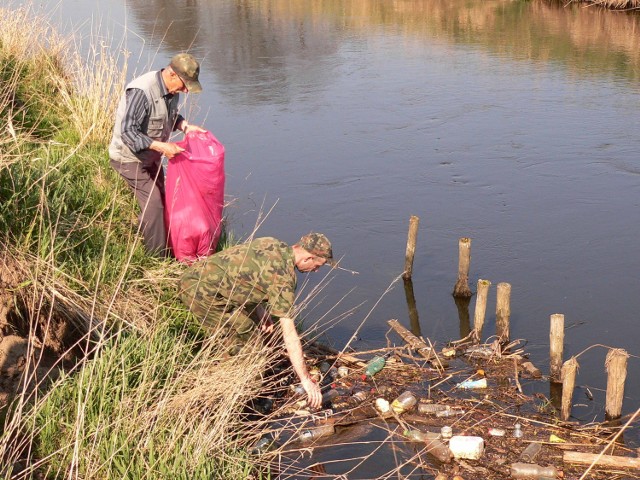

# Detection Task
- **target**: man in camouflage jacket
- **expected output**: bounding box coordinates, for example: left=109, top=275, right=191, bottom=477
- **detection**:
left=179, top=232, right=335, bottom=409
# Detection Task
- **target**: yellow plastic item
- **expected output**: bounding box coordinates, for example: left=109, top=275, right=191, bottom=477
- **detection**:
left=549, top=434, right=566, bottom=443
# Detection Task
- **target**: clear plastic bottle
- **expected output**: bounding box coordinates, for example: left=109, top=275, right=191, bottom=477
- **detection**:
left=513, top=423, right=523, bottom=438
left=391, top=391, right=418, bottom=413
left=298, top=424, right=336, bottom=442
left=417, top=403, right=449, bottom=415
left=510, top=462, right=559, bottom=479
left=321, top=389, right=340, bottom=405
left=436, top=407, right=465, bottom=418
left=364, top=355, right=387, bottom=377
left=249, top=434, right=276, bottom=455
left=403, top=429, right=452, bottom=463
left=520, top=442, right=542, bottom=462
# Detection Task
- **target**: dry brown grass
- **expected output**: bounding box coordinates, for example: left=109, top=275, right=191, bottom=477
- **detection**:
left=0, top=3, right=127, bottom=148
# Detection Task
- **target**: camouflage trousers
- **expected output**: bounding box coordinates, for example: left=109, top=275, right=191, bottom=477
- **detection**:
left=179, top=283, right=259, bottom=356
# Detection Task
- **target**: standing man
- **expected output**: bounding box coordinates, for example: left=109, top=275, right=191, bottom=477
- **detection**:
left=109, top=53, right=206, bottom=257
left=179, top=233, right=336, bottom=409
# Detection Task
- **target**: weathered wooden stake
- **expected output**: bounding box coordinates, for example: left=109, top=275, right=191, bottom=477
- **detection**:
left=605, top=348, right=628, bottom=420
left=403, top=215, right=420, bottom=280
left=564, top=451, right=640, bottom=469
left=495, top=282, right=511, bottom=343
left=560, top=356, right=578, bottom=421
left=473, top=279, right=491, bottom=340
left=452, top=237, right=472, bottom=298
left=549, top=313, right=565, bottom=383
left=388, top=319, right=434, bottom=360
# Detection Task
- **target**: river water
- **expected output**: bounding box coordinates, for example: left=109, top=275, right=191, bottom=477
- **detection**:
left=19, top=0, right=640, bottom=475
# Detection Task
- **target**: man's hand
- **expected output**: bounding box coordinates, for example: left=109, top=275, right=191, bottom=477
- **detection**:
left=180, top=120, right=207, bottom=135
left=150, top=140, right=184, bottom=159
left=259, top=316, right=274, bottom=334
left=184, top=124, right=207, bottom=134
left=256, top=305, right=274, bottom=334
left=301, top=376, right=322, bottom=409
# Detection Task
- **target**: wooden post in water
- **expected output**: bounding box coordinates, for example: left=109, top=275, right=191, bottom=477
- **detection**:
left=561, top=357, right=578, bottom=421
left=452, top=237, right=472, bottom=298
left=473, top=279, right=491, bottom=340
left=549, top=313, right=565, bottom=383
left=403, top=215, right=420, bottom=280
left=495, top=282, right=511, bottom=343
left=605, top=348, right=628, bottom=420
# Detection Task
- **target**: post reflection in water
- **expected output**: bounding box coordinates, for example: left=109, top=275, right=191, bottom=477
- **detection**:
left=455, top=296, right=472, bottom=339
left=402, top=278, right=422, bottom=338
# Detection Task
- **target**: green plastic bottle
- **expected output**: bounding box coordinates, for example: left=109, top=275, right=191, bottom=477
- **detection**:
left=364, top=355, right=386, bottom=377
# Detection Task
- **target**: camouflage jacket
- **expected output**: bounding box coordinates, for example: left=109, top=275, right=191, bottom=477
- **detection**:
left=180, top=237, right=297, bottom=318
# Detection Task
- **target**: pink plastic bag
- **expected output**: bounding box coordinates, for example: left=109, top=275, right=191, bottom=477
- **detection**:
left=165, top=131, right=225, bottom=263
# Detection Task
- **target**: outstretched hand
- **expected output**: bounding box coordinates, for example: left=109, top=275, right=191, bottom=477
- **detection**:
left=301, top=376, right=322, bottom=409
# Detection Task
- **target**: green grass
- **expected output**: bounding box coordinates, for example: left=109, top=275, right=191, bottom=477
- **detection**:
left=0, top=5, right=275, bottom=480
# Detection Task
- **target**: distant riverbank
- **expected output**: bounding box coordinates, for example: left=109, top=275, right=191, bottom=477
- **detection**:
left=556, top=0, right=640, bottom=9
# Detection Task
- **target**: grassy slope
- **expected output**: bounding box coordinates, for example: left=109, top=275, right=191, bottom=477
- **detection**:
left=0, top=5, right=274, bottom=479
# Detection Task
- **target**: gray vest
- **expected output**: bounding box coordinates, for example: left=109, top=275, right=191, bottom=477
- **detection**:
left=109, top=71, right=180, bottom=164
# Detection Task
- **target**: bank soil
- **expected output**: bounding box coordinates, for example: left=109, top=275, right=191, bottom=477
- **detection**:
left=0, top=255, right=83, bottom=409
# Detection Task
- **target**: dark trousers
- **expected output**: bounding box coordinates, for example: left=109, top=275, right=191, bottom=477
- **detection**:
left=110, top=158, right=168, bottom=257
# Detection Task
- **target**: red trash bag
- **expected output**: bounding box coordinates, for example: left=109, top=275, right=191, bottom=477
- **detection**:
left=165, top=130, right=225, bottom=263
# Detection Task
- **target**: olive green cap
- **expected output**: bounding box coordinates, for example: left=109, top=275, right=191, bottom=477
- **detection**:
left=170, top=53, right=202, bottom=93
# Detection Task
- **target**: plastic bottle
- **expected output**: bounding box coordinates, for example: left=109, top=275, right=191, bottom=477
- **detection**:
left=251, top=397, right=273, bottom=415
left=364, top=355, right=387, bottom=377
left=391, top=391, right=418, bottom=413
left=249, top=434, right=275, bottom=455
left=520, top=442, right=542, bottom=462
left=513, top=423, right=523, bottom=439
left=403, top=429, right=452, bottom=463
left=417, top=403, right=449, bottom=415
left=321, top=389, right=340, bottom=405
left=436, top=407, right=465, bottom=418
left=349, top=390, right=368, bottom=405
left=510, top=463, right=559, bottom=479
left=321, top=367, right=338, bottom=386
left=456, top=378, right=488, bottom=389
left=298, top=424, right=336, bottom=442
